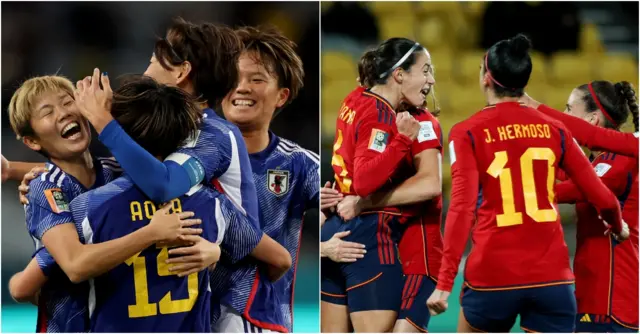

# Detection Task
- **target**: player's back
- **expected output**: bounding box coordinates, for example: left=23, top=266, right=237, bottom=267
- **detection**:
left=459, top=102, right=573, bottom=288
left=71, top=177, right=224, bottom=332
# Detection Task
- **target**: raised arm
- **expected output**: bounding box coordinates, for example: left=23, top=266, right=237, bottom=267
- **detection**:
left=537, top=104, right=639, bottom=158
left=98, top=120, right=203, bottom=202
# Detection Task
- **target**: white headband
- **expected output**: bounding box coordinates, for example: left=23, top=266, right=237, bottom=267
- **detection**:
left=379, top=42, right=421, bottom=79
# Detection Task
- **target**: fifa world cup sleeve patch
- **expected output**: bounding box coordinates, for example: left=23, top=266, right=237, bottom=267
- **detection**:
left=368, top=128, right=389, bottom=153
left=44, top=188, right=70, bottom=213
left=418, top=121, right=437, bottom=143
left=593, top=163, right=612, bottom=177
left=449, top=141, right=456, bottom=165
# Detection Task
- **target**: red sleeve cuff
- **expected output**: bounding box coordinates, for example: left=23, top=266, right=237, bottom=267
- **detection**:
left=436, top=280, right=454, bottom=292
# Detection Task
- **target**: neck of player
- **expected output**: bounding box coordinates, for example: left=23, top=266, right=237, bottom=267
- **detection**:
left=370, top=85, right=400, bottom=110
left=486, top=89, right=521, bottom=106
left=241, top=127, right=271, bottom=154
left=50, top=151, right=96, bottom=189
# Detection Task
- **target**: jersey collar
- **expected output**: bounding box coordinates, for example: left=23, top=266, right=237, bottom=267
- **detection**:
left=249, top=131, right=280, bottom=161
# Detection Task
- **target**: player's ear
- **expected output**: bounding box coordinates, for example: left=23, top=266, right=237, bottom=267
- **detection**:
left=275, top=88, right=290, bottom=108
left=22, top=136, right=42, bottom=152
left=175, top=61, right=192, bottom=86
left=392, top=67, right=403, bottom=84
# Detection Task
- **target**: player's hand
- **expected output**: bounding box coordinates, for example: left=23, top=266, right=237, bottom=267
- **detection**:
left=321, top=231, right=366, bottom=263
left=19, top=166, right=47, bottom=205
left=336, top=195, right=363, bottom=221
left=166, top=235, right=221, bottom=277
left=148, top=204, right=202, bottom=244
left=426, top=289, right=450, bottom=316
left=604, top=219, right=630, bottom=242
left=74, top=68, right=114, bottom=134
left=1, top=155, right=11, bottom=183
left=396, top=111, right=420, bottom=140
left=320, top=181, right=342, bottom=211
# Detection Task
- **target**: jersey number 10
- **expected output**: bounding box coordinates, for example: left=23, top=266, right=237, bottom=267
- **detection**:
left=487, top=147, right=558, bottom=227
left=125, top=246, right=198, bottom=318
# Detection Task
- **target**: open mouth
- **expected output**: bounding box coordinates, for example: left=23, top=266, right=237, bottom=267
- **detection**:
left=61, top=122, right=82, bottom=140
left=232, top=99, right=256, bottom=107
left=420, top=88, right=429, bottom=99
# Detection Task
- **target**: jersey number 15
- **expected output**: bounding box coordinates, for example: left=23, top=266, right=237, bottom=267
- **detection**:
left=125, top=246, right=198, bottom=318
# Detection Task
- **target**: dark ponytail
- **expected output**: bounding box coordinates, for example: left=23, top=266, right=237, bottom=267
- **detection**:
left=357, top=50, right=379, bottom=88
left=616, top=81, right=639, bottom=132
left=357, top=38, right=425, bottom=88
left=577, top=80, right=635, bottom=130
left=483, top=33, right=533, bottom=98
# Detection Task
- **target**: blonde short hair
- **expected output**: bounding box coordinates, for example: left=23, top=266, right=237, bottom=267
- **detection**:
left=8, top=75, right=75, bottom=139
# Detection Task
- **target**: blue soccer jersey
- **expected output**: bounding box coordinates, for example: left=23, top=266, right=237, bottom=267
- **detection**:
left=25, top=157, right=121, bottom=332
left=211, top=133, right=319, bottom=332
left=98, top=109, right=261, bottom=239
left=69, top=176, right=237, bottom=332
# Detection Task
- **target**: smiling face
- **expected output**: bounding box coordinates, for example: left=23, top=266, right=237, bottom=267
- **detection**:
left=565, top=88, right=602, bottom=126
left=221, top=51, right=289, bottom=129
left=398, top=50, right=435, bottom=107
left=24, top=90, right=91, bottom=160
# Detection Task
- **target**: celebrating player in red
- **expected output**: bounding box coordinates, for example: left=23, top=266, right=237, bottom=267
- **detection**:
left=427, top=34, right=629, bottom=333
left=321, top=37, right=432, bottom=332
left=521, top=93, right=639, bottom=158
left=554, top=80, right=639, bottom=332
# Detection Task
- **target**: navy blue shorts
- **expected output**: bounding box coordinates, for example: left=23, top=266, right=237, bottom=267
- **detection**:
left=575, top=314, right=639, bottom=333
left=461, top=284, right=577, bottom=332
left=321, top=213, right=404, bottom=312
left=397, top=275, right=436, bottom=332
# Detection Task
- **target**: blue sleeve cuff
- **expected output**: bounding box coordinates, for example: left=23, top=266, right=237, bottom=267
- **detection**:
left=34, top=248, right=57, bottom=277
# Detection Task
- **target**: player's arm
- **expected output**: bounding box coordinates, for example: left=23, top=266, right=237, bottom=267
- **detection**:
left=251, top=234, right=293, bottom=282
left=560, top=130, right=624, bottom=233
left=537, top=104, right=639, bottom=158
left=98, top=120, right=204, bottom=202
left=37, top=196, right=200, bottom=283
left=9, top=253, right=48, bottom=305
left=352, top=112, right=418, bottom=197
left=556, top=155, right=635, bottom=204
left=1, top=155, right=45, bottom=182
left=365, top=148, right=441, bottom=208
left=221, top=212, right=292, bottom=282
left=436, top=127, right=478, bottom=292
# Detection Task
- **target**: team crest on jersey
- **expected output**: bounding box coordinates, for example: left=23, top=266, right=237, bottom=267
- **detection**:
left=368, top=128, right=389, bottom=153
left=267, top=169, right=290, bottom=196
left=44, top=188, right=70, bottom=213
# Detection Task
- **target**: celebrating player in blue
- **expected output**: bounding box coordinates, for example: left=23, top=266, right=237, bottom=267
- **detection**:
left=72, top=18, right=292, bottom=276
left=211, top=26, right=319, bottom=333
left=6, top=75, right=202, bottom=332
left=70, top=76, right=243, bottom=332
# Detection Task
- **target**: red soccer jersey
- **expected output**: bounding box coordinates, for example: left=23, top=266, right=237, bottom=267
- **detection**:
left=398, top=110, right=444, bottom=277
left=331, top=86, right=415, bottom=215
left=537, top=104, right=639, bottom=158
left=437, top=102, right=624, bottom=292
left=556, top=152, right=639, bottom=329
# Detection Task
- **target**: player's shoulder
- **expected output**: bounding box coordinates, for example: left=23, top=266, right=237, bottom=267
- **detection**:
left=347, top=87, right=390, bottom=119
left=76, top=176, right=136, bottom=208
left=275, top=136, right=319, bottom=167
left=27, top=164, right=71, bottom=203
left=97, top=156, right=122, bottom=172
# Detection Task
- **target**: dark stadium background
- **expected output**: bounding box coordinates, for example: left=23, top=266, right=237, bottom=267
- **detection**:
left=321, top=1, right=638, bottom=332
left=1, top=2, right=319, bottom=332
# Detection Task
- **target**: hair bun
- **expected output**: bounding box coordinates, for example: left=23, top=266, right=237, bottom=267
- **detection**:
left=509, top=34, right=532, bottom=57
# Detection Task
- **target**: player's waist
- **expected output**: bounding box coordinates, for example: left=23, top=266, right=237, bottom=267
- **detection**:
left=465, top=256, right=574, bottom=289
